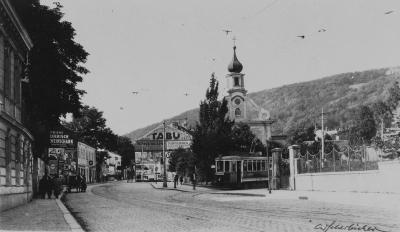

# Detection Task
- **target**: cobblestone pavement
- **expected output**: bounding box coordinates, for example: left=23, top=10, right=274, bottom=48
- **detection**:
left=64, top=182, right=400, bottom=232
left=0, top=199, right=71, bottom=231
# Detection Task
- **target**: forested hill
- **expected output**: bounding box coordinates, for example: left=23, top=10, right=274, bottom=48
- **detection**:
left=125, top=67, right=400, bottom=142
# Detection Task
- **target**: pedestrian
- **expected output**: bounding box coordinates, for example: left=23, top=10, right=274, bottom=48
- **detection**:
left=179, top=175, right=183, bottom=186
left=46, top=175, right=53, bottom=199
left=174, top=174, right=179, bottom=188
left=81, top=174, right=87, bottom=192
left=53, top=176, right=62, bottom=199
left=39, top=174, right=47, bottom=199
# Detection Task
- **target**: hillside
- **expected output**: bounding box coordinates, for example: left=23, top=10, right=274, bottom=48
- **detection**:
left=125, top=67, right=400, bottom=142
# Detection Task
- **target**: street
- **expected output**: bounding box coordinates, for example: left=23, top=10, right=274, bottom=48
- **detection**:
left=63, top=182, right=400, bottom=232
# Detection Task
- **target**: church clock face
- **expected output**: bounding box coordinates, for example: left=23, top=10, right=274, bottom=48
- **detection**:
left=234, top=98, right=241, bottom=105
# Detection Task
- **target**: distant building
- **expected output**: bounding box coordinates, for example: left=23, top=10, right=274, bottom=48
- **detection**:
left=77, top=142, right=96, bottom=183
left=0, top=0, right=34, bottom=211
left=105, top=151, right=122, bottom=180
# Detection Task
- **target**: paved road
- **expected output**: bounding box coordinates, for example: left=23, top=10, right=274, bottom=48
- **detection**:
left=64, top=182, right=399, bottom=232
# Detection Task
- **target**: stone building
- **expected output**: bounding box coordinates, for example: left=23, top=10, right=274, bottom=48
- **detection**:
left=77, top=142, right=96, bottom=183
left=225, top=45, right=274, bottom=144
left=0, top=0, right=34, bottom=211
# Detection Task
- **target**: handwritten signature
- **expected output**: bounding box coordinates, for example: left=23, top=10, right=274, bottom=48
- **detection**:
left=314, top=221, right=389, bottom=232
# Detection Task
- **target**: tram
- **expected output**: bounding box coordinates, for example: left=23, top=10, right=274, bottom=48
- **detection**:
left=215, top=155, right=271, bottom=188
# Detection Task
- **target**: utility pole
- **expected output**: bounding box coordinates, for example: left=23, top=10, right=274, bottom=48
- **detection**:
left=162, top=121, right=167, bottom=188
left=321, top=108, right=325, bottom=170
left=266, top=140, right=271, bottom=194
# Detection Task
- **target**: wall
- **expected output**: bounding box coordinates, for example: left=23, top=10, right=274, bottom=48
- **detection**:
left=294, top=160, right=400, bottom=193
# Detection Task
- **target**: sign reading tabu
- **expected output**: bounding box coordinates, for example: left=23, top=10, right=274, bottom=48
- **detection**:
left=143, top=124, right=192, bottom=141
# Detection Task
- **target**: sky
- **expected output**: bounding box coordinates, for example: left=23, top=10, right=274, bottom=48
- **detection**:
left=42, top=0, right=400, bottom=135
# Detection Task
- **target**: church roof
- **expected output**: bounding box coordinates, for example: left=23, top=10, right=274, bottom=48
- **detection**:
left=227, top=46, right=243, bottom=73
left=245, top=97, right=271, bottom=121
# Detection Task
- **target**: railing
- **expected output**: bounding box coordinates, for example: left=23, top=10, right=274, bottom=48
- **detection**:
left=297, top=146, right=382, bottom=174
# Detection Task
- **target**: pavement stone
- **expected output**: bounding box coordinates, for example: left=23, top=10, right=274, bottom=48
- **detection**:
left=0, top=191, right=84, bottom=232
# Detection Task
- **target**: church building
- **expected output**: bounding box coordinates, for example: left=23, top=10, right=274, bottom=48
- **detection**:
left=224, top=45, right=274, bottom=145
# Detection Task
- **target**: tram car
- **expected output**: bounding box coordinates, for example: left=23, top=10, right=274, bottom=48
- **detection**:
left=215, top=155, right=271, bottom=188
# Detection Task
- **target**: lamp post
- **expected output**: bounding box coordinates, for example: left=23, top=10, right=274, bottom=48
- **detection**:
left=162, top=121, right=168, bottom=187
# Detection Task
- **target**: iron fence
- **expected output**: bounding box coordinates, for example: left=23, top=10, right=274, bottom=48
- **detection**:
left=297, top=146, right=381, bottom=174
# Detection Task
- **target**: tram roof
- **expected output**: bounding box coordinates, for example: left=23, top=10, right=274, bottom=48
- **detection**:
left=215, top=155, right=268, bottom=161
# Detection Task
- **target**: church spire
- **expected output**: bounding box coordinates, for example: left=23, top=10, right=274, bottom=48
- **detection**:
left=227, top=39, right=243, bottom=73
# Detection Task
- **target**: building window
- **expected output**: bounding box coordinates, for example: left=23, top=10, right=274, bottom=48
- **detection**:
left=216, top=161, right=223, bottom=172
left=235, top=108, right=241, bottom=117
left=234, top=77, right=239, bottom=86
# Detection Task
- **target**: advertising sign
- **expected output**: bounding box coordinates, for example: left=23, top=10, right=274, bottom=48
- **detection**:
left=49, top=129, right=76, bottom=148
left=136, top=140, right=164, bottom=151
left=49, top=160, right=58, bottom=175
left=166, top=141, right=191, bottom=150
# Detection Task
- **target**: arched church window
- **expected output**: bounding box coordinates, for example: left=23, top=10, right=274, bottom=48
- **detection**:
left=234, top=77, right=240, bottom=87
left=235, top=108, right=241, bottom=117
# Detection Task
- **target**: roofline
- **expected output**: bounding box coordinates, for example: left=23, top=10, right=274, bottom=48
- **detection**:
left=1, top=0, right=33, bottom=49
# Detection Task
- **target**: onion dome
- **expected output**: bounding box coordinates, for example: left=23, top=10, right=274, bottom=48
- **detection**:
left=227, top=46, right=243, bottom=73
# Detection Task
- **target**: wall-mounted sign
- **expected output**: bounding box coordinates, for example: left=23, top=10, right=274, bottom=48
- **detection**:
left=49, top=129, right=76, bottom=148
left=166, top=141, right=191, bottom=150
left=142, top=124, right=192, bottom=141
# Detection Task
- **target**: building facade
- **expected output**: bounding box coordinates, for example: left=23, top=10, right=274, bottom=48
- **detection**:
left=105, top=151, right=121, bottom=180
left=0, top=0, right=34, bottom=211
left=77, top=142, right=96, bottom=183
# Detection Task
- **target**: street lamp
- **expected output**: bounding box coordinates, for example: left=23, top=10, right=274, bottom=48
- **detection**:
left=162, top=120, right=168, bottom=187
left=266, top=140, right=271, bottom=194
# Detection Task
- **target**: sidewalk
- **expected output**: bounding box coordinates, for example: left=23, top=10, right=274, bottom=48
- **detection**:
left=150, top=182, right=400, bottom=210
left=0, top=196, right=84, bottom=232
left=150, top=182, right=211, bottom=192
left=206, top=188, right=400, bottom=210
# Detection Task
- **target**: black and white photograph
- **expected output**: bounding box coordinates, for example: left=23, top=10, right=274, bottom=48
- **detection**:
left=1, top=0, right=400, bottom=231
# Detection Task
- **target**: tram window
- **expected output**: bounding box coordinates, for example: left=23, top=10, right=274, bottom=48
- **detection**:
left=224, top=161, right=230, bottom=172
left=261, top=160, right=266, bottom=171
left=243, top=161, right=247, bottom=171
left=248, top=160, right=253, bottom=172
left=216, top=161, right=223, bottom=172
left=257, top=160, right=261, bottom=171
left=232, top=162, right=236, bottom=172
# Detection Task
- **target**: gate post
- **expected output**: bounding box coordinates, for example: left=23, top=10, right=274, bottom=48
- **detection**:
left=271, top=148, right=282, bottom=190
left=289, top=145, right=300, bottom=191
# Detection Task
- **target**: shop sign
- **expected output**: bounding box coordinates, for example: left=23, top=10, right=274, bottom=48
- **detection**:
left=166, top=141, right=191, bottom=150
left=49, top=129, right=76, bottom=148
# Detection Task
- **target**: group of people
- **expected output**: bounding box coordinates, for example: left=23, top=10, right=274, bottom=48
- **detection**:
left=173, top=174, right=184, bottom=188
left=38, top=174, right=62, bottom=199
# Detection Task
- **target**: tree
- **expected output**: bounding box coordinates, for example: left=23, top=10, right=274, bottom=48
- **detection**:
left=63, top=106, right=118, bottom=151
left=168, top=148, right=195, bottom=177
left=387, top=81, right=400, bottom=112
left=348, top=106, right=376, bottom=145
left=371, top=101, right=392, bottom=137
left=14, top=1, right=89, bottom=158
left=231, top=123, right=265, bottom=153
left=116, top=136, right=135, bottom=168
left=191, top=73, right=234, bottom=182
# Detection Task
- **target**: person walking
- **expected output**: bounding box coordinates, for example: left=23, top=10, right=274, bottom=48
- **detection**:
left=38, top=174, right=47, bottom=199
left=174, top=174, right=179, bottom=188
left=46, top=175, right=53, bottom=199
left=53, top=176, right=62, bottom=199
left=179, top=175, right=183, bottom=186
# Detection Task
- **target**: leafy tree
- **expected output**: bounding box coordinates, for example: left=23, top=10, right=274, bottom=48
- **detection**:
left=371, top=101, right=392, bottom=137
left=348, top=106, right=376, bottom=145
left=387, top=81, right=400, bottom=112
left=231, top=123, right=265, bottom=153
left=63, top=106, right=118, bottom=151
left=14, top=1, right=88, bottom=158
left=191, top=73, right=234, bottom=182
left=116, top=136, right=135, bottom=168
left=168, top=148, right=195, bottom=176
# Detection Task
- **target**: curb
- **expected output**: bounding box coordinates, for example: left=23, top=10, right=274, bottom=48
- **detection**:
left=55, top=192, right=85, bottom=232
left=149, top=183, right=193, bottom=193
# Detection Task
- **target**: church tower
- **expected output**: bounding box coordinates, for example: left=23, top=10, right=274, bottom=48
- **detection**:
left=226, top=45, right=247, bottom=122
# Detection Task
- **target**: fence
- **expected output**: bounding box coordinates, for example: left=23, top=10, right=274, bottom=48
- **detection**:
left=297, top=145, right=381, bottom=174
